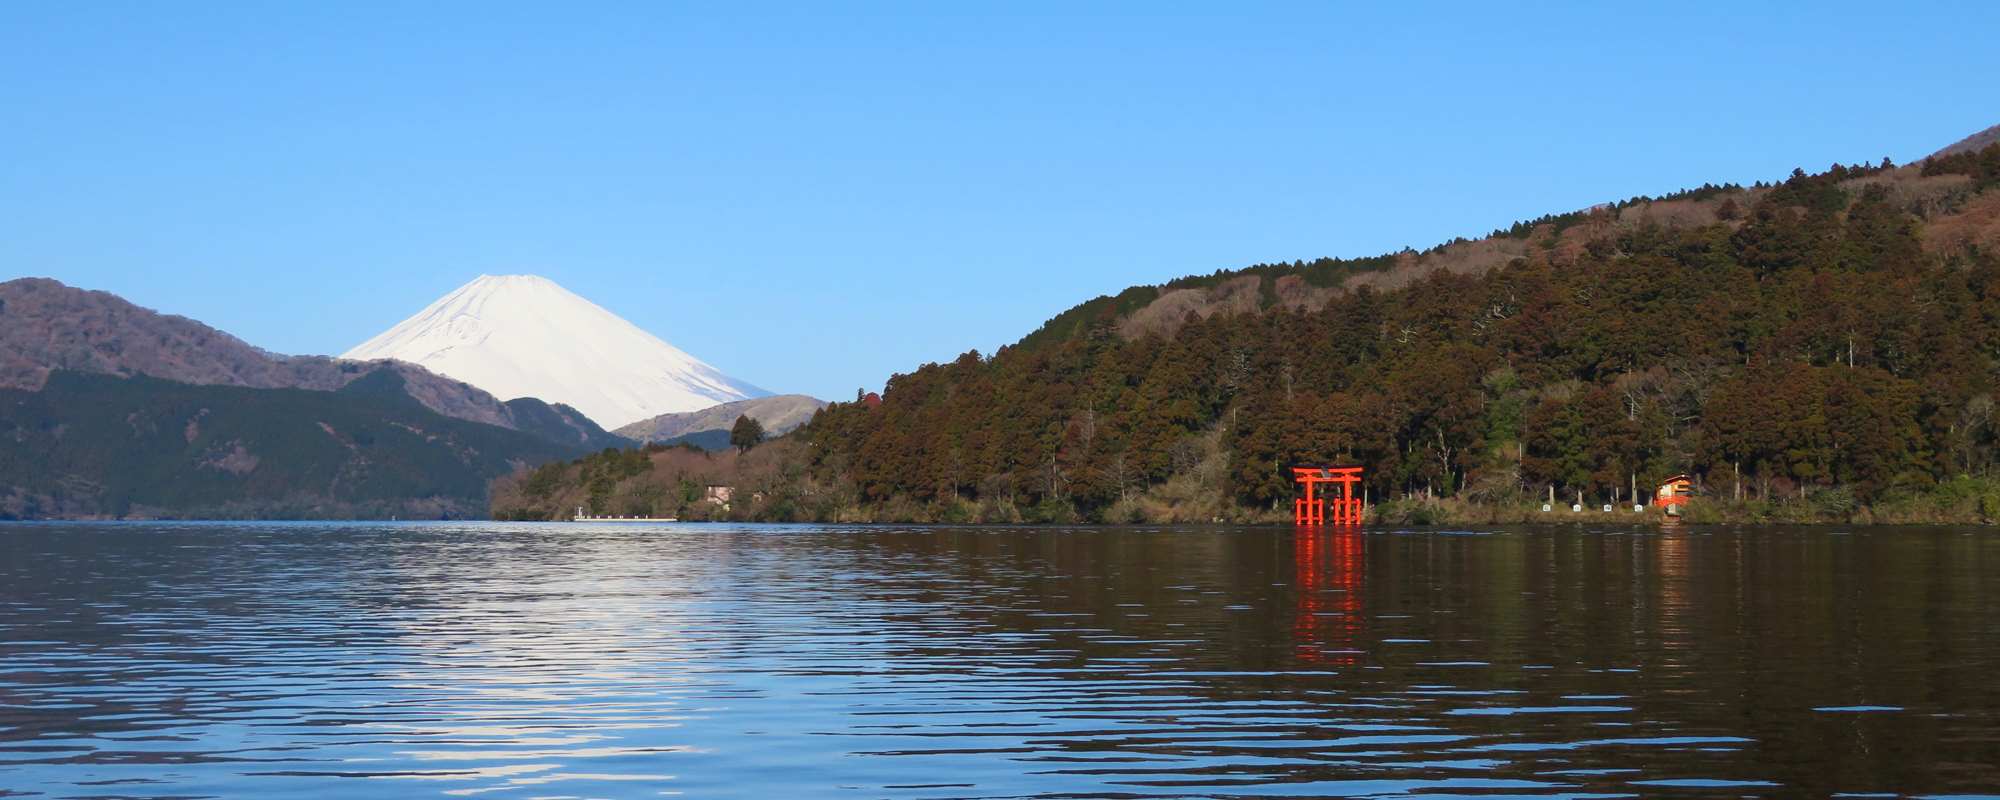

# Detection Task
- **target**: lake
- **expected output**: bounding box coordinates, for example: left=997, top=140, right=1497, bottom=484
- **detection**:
left=1, top=522, right=1997, bottom=798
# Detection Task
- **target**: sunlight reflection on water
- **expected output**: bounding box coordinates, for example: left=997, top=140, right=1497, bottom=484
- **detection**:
left=0, top=521, right=1997, bottom=798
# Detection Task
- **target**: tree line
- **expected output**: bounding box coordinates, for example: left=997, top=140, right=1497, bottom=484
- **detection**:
left=787, top=145, right=2000, bottom=521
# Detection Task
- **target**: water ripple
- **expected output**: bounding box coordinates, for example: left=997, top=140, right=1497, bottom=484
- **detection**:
left=0, top=521, right=1996, bottom=797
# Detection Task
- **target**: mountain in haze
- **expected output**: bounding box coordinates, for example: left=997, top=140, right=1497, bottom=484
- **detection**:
left=344, top=275, right=768, bottom=429
left=615, top=394, right=828, bottom=450
left=0, top=278, right=624, bottom=450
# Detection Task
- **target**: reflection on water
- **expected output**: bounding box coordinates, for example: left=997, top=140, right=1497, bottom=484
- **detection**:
left=1293, top=528, right=1363, bottom=666
left=1, top=522, right=1997, bottom=798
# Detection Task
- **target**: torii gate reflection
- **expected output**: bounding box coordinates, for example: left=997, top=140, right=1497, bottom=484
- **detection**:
left=1293, top=527, right=1365, bottom=666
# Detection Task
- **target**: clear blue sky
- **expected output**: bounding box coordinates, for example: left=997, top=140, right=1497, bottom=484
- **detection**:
left=4, top=2, right=1997, bottom=401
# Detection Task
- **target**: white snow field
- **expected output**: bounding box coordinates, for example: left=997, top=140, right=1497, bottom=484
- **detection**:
left=343, top=274, right=765, bottom=428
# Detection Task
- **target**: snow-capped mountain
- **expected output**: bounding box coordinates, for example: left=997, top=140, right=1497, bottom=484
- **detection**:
left=343, top=274, right=766, bottom=429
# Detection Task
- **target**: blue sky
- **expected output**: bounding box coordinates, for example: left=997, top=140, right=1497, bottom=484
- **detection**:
left=4, top=2, right=1997, bottom=401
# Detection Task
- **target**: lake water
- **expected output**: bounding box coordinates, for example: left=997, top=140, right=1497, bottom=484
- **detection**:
left=2, top=523, right=1997, bottom=798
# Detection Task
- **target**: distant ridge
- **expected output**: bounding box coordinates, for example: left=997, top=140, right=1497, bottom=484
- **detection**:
left=0, top=277, right=622, bottom=450
left=345, top=275, right=767, bottom=429
left=616, top=394, right=827, bottom=448
left=1930, top=123, right=2000, bottom=160
left=0, top=370, right=589, bottom=519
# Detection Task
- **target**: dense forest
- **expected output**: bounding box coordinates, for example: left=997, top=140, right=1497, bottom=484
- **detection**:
left=1, top=370, right=593, bottom=519
left=497, top=141, right=2000, bottom=524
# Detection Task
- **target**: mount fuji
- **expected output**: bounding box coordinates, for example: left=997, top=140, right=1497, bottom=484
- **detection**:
left=343, top=275, right=767, bottom=429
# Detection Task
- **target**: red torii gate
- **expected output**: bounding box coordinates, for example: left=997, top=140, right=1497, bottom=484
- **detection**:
left=1292, top=465, right=1365, bottom=525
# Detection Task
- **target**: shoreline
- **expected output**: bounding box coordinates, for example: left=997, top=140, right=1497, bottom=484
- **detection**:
left=3, top=514, right=1992, bottom=527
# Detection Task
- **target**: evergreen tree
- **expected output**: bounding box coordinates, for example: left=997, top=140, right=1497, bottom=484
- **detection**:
left=730, top=414, right=766, bottom=451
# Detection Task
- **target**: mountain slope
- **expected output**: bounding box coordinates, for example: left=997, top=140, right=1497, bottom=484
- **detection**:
left=785, top=132, right=2000, bottom=523
left=344, top=275, right=766, bottom=428
left=1932, top=123, right=2000, bottom=159
left=0, top=278, right=625, bottom=450
left=614, top=394, right=828, bottom=447
left=0, top=370, right=587, bottom=519
left=1017, top=127, right=1999, bottom=350
left=498, top=128, right=2000, bottom=524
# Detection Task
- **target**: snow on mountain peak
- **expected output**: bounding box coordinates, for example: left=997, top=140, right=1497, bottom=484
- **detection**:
left=342, top=274, right=766, bottom=428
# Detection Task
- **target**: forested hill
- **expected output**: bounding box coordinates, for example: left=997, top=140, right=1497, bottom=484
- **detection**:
left=787, top=135, right=2000, bottom=523
left=2, top=370, right=591, bottom=519
left=1015, top=151, right=1988, bottom=353
left=495, top=133, right=2000, bottom=524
